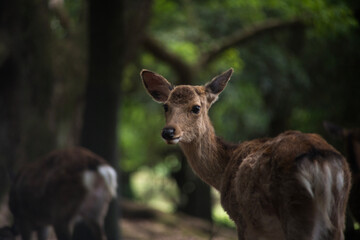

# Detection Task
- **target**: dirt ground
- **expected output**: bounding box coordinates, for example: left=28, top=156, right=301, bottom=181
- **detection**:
left=0, top=197, right=237, bottom=240
left=121, top=200, right=237, bottom=240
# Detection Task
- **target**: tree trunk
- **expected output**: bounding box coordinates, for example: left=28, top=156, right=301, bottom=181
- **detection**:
left=80, top=0, right=124, bottom=239
left=0, top=0, right=55, bottom=198
left=81, top=0, right=153, bottom=238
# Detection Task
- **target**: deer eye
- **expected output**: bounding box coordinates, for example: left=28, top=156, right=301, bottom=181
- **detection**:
left=191, top=105, right=201, bottom=114
left=163, top=104, right=169, bottom=112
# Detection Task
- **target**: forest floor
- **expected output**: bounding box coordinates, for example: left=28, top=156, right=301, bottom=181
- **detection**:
left=121, top=199, right=237, bottom=240
left=0, top=196, right=237, bottom=240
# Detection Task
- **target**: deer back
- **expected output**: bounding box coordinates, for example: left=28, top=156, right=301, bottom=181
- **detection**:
left=220, top=131, right=351, bottom=239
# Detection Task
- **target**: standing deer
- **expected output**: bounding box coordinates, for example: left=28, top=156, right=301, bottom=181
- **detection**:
left=141, top=68, right=351, bottom=240
left=324, top=122, right=360, bottom=238
left=8, top=147, right=117, bottom=240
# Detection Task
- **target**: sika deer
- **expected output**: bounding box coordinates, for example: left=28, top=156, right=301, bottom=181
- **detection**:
left=324, top=122, right=360, bottom=237
left=9, top=147, right=117, bottom=240
left=141, top=69, right=351, bottom=240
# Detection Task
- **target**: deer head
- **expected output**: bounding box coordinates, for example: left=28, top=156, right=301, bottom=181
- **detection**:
left=141, top=68, right=233, bottom=144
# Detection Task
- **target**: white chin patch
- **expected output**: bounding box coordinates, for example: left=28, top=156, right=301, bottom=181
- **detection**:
left=165, top=138, right=180, bottom=144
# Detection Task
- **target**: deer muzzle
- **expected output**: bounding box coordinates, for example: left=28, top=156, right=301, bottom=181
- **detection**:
left=162, top=127, right=180, bottom=144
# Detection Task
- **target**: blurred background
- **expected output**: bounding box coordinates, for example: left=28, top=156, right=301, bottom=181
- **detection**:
left=0, top=0, right=360, bottom=239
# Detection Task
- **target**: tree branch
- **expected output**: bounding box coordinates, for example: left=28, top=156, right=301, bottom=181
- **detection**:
left=142, top=18, right=304, bottom=83
left=142, top=35, right=194, bottom=84
left=199, top=18, right=304, bottom=67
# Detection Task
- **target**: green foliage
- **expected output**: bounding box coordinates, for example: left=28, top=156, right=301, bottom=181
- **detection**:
left=211, top=76, right=270, bottom=141
left=64, top=0, right=83, bottom=21
left=168, top=41, right=200, bottom=64
left=131, top=163, right=180, bottom=212
left=119, top=93, right=165, bottom=171
left=212, top=189, right=236, bottom=228
left=152, top=0, right=356, bottom=44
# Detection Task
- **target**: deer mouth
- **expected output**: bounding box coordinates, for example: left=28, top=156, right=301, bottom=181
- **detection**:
left=165, top=137, right=180, bottom=144
left=161, top=127, right=182, bottom=144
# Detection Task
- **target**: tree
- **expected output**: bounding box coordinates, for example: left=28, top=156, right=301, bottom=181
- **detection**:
left=81, top=0, right=152, bottom=239
left=79, top=0, right=123, bottom=237
left=0, top=0, right=56, bottom=198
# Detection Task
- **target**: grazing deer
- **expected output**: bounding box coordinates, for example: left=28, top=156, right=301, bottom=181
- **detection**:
left=8, top=147, right=117, bottom=240
left=324, top=122, right=360, bottom=237
left=141, top=68, right=351, bottom=240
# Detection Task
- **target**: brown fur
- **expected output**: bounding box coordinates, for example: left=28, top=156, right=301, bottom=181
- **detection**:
left=141, top=69, right=351, bottom=240
left=9, top=147, right=115, bottom=240
left=169, top=86, right=197, bottom=105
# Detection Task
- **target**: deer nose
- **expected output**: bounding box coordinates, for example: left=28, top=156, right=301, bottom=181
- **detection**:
left=162, top=127, right=175, bottom=140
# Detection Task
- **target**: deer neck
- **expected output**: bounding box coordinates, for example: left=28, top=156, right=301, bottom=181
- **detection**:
left=179, top=123, right=231, bottom=190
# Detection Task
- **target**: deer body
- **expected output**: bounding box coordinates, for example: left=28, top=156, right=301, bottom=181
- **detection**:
left=9, top=147, right=117, bottom=240
left=220, top=131, right=350, bottom=239
left=142, top=69, right=351, bottom=240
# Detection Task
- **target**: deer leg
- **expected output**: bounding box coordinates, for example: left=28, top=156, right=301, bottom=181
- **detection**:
left=77, top=183, right=110, bottom=240
left=283, top=193, right=326, bottom=240
left=72, top=220, right=105, bottom=240
left=85, top=219, right=105, bottom=240
left=234, top=217, right=246, bottom=240
left=280, top=190, right=318, bottom=240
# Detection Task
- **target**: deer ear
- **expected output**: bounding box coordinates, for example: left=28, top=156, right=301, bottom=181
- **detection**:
left=141, top=70, right=173, bottom=103
left=323, top=121, right=347, bottom=138
left=205, top=68, right=233, bottom=104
